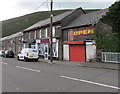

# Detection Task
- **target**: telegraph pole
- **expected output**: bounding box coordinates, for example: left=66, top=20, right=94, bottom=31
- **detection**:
left=50, top=0, right=53, bottom=62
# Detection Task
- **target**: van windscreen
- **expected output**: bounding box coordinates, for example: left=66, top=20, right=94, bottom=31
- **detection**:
left=32, top=50, right=37, bottom=52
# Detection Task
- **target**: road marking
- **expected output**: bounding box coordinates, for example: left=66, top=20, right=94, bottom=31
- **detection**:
left=16, top=66, right=41, bottom=72
left=16, top=88, right=20, bottom=91
left=0, top=62, right=8, bottom=65
left=61, top=75, right=120, bottom=90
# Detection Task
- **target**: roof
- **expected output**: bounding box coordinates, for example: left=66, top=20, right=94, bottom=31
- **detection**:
left=0, top=32, right=23, bottom=41
left=23, top=8, right=84, bottom=32
left=63, top=8, right=109, bottom=29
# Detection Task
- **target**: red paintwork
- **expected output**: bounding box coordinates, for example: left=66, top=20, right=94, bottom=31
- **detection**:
left=67, top=41, right=84, bottom=45
left=70, top=45, right=85, bottom=62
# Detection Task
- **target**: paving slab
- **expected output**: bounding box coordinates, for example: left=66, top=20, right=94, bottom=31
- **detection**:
left=39, top=59, right=119, bottom=70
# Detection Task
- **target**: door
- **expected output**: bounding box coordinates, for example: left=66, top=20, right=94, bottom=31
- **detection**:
left=86, top=43, right=96, bottom=62
left=44, top=44, right=48, bottom=59
left=63, top=45, right=69, bottom=60
left=70, top=45, right=85, bottom=62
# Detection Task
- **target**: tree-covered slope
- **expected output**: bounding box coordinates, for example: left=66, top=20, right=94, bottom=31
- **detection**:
left=2, top=9, right=99, bottom=37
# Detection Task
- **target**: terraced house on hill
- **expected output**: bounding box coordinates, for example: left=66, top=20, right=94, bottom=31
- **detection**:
left=0, top=32, right=23, bottom=55
left=1, top=7, right=109, bottom=62
left=22, top=7, right=85, bottom=61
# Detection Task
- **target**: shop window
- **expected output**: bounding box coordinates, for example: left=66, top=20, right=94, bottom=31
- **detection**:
left=39, top=44, right=45, bottom=55
left=39, top=43, right=58, bottom=57
left=52, top=43, right=58, bottom=57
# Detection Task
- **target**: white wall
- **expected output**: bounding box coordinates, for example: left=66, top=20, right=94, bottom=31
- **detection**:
left=86, top=42, right=96, bottom=62
left=63, top=45, right=69, bottom=61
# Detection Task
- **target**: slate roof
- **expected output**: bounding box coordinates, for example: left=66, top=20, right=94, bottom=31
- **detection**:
left=0, top=32, right=23, bottom=41
left=63, top=8, right=109, bottom=29
left=23, top=10, right=75, bottom=32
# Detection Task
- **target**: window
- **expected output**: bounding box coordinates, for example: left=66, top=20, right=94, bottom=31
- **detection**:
left=39, top=30, right=41, bottom=38
left=19, top=37, right=21, bottom=41
left=52, top=26, right=55, bottom=37
left=34, top=31, right=36, bottom=39
left=39, top=44, right=45, bottom=55
left=25, top=43, right=31, bottom=48
left=18, top=46, right=21, bottom=52
left=45, top=28, right=48, bottom=38
left=31, top=45, right=36, bottom=49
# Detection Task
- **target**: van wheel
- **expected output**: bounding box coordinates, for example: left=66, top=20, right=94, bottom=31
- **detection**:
left=24, top=57, right=28, bottom=62
left=17, top=56, right=20, bottom=61
left=5, top=55, right=7, bottom=58
left=35, top=59, right=38, bottom=62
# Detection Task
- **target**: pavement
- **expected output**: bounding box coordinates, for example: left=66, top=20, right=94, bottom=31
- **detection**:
left=39, top=59, right=120, bottom=70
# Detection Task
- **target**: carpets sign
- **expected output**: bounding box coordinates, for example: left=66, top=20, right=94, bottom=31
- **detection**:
left=36, top=39, right=50, bottom=43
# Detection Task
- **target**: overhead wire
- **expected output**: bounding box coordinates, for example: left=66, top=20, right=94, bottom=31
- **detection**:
left=33, top=0, right=48, bottom=11
left=46, top=0, right=50, bottom=14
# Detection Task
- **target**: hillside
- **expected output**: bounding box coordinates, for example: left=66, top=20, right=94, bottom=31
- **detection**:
left=84, top=9, right=99, bottom=13
left=2, top=9, right=99, bottom=37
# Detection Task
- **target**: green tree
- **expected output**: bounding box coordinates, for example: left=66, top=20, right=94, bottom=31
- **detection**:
left=102, top=1, right=120, bottom=35
left=100, top=1, right=120, bottom=52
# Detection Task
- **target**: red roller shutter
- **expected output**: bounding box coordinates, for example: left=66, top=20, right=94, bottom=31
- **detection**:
left=70, top=45, right=85, bottom=62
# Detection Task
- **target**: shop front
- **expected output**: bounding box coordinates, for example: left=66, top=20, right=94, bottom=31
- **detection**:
left=63, top=28, right=96, bottom=62
left=36, top=38, right=58, bottom=60
left=67, top=41, right=86, bottom=62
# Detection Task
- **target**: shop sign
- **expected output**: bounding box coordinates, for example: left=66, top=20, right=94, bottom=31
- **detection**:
left=41, top=39, right=50, bottom=43
left=36, top=39, right=50, bottom=43
left=73, top=28, right=94, bottom=36
left=85, top=39, right=93, bottom=42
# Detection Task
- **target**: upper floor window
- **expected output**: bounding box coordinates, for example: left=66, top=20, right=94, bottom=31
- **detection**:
left=34, top=31, right=37, bottom=39
left=52, top=26, right=55, bottom=37
left=39, top=30, right=41, bottom=38
left=45, top=28, right=48, bottom=38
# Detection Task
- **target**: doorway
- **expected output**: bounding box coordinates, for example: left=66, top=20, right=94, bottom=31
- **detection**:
left=70, top=45, right=85, bottom=62
left=44, top=44, right=48, bottom=59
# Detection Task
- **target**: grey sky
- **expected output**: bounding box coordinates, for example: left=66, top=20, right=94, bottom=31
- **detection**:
left=18, top=2, right=114, bottom=10
left=0, top=0, right=116, bottom=21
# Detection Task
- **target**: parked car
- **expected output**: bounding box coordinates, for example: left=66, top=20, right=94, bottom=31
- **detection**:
left=0, top=50, right=5, bottom=57
left=17, top=48, right=39, bottom=62
left=2, top=50, right=6, bottom=57
left=4, top=50, right=14, bottom=58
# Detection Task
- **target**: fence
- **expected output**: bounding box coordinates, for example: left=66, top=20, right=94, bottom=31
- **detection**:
left=102, top=52, right=120, bottom=63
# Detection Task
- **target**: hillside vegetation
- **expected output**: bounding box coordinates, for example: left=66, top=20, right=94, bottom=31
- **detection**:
left=2, top=9, right=99, bottom=37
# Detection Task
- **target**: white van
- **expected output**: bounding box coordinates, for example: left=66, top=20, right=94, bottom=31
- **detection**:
left=17, top=48, right=39, bottom=61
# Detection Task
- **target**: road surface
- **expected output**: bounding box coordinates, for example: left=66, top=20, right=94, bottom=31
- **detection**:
left=1, top=57, right=119, bottom=92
